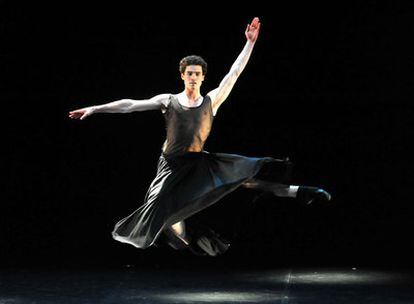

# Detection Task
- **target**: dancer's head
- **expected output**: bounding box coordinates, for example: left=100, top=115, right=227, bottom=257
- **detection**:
left=179, top=55, right=207, bottom=75
left=179, top=55, right=207, bottom=91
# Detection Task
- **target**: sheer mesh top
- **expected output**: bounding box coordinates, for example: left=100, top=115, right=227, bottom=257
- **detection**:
left=161, top=95, right=214, bottom=157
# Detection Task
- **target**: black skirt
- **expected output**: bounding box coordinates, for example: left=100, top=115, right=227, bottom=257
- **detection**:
left=112, top=151, right=292, bottom=250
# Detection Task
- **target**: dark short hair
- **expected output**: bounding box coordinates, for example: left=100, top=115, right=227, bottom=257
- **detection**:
left=179, top=55, right=207, bottom=75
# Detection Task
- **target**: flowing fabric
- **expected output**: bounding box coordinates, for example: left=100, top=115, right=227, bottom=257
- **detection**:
left=112, top=95, right=292, bottom=254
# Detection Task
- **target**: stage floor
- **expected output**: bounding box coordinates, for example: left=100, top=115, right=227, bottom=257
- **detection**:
left=1, top=266, right=413, bottom=303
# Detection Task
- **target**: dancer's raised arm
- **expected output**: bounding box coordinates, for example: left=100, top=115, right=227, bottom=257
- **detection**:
left=208, top=17, right=261, bottom=115
left=68, top=94, right=170, bottom=120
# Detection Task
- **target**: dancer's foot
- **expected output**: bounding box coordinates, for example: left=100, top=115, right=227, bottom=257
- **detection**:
left=188, top=239, right=208, bottom=256
left=188, top=230, right=231, bottom=257
left=297, top=186, right=331, bottom=205
left=196, top=236, right=231, bottom=257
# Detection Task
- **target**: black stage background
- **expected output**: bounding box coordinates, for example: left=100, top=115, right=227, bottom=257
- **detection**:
left=2, top=3, right=414, bottom=269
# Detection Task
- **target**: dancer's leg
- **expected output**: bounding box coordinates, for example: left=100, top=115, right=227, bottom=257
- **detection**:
left=166, top=220, right=228, bottom=256
left=243, top=179, right=298, bottom=198
left=169, top=220, right=190, bottom=245
left=243, top=178, right=331, bottom=204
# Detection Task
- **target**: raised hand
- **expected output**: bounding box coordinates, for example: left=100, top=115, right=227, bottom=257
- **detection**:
left=68, top=106, right=95, bottom=120
left=245, top=17, right=261, bottom=43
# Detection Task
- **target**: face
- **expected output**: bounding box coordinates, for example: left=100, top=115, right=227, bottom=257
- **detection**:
left=181, top=65, right=205, bottom=91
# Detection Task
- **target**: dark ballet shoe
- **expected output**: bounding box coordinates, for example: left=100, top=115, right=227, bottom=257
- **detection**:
left=297, top=186, right=332, bottom=205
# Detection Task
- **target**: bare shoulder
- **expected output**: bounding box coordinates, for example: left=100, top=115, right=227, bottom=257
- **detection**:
left=150, top=93, right=172, bottom=107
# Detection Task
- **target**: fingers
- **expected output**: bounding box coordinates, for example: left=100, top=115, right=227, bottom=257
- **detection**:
left=68, top=110, right=85, bottom=120
left=68, top=111, right=78, bottom=119
left=251, top=18, right=260, bottom=31
left=245, top=18, right=261, bottom=42
left=245, top=23, right=250, bottom=35
left=246, top=18, right=261, bottom=33
left=251, top=17, right=260, bottom=27
left=80, top=110, right=90, bottom=120
left=255, top=22, right=261, bottom=36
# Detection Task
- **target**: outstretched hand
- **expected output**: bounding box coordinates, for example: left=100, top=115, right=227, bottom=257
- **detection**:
left=245, top=17, right=261, bottom=43
left=68, top=107, right=95, bottom=120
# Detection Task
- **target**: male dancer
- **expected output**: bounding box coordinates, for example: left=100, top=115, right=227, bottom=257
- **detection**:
left=69, top=17, right=331, bottom=256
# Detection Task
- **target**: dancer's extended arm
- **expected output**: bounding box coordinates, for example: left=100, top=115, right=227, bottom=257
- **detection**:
left=68, top=94, right=170, bottom=120
left=208, top=17, right=261, bottom=115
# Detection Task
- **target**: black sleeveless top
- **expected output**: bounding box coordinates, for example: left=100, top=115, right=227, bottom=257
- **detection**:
left=161, top=95, right=214, bottom=157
